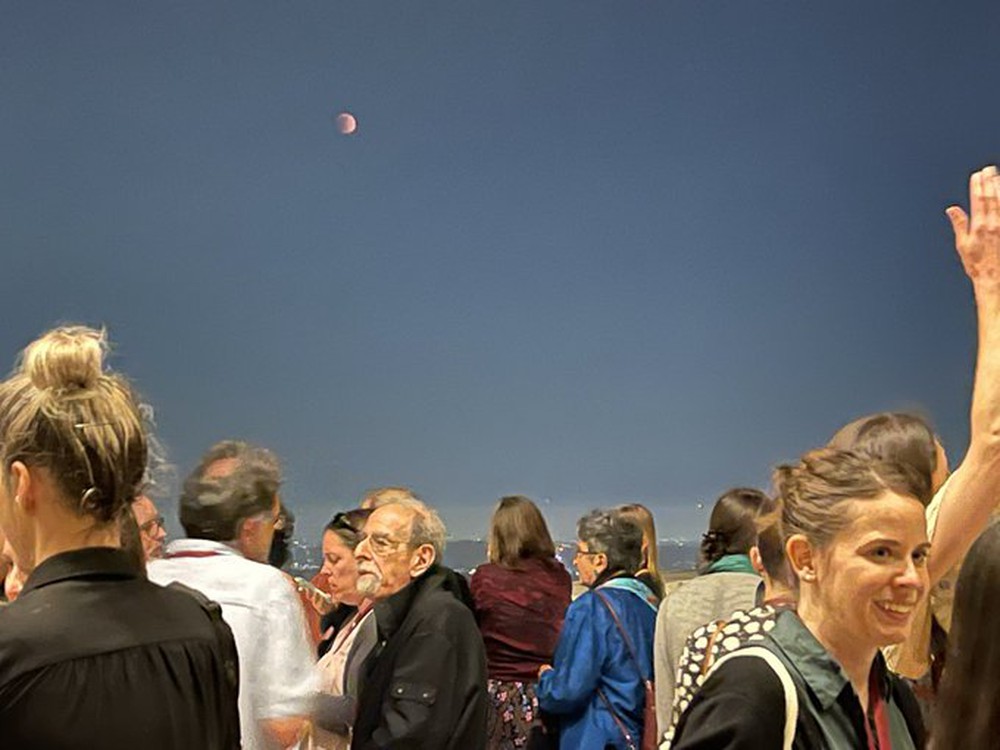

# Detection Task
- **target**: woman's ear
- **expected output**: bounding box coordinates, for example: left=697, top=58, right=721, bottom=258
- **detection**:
left=749, top=545, right=765, bottom=576
left=9, top=461, right=35, bottom=514
left=786, top=534, right=816, bottom=583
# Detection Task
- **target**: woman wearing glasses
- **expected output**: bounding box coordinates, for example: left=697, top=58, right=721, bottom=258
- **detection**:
left=536, top=509, right=657, bottom=749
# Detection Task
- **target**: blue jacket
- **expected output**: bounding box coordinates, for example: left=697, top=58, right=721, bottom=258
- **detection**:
left=537, top=582, right=657, bottom=749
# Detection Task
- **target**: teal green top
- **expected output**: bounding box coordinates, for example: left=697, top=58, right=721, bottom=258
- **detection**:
left=768, top=610, right=920, bottom=749
left=704, top=553, right=758, bottom=576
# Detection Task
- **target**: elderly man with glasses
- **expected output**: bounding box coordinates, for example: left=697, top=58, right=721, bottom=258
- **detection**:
left=349, top=497, right=488, bottom=750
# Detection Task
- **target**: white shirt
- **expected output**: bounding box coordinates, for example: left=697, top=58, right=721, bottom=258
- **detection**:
left=149, top=538, right=319, bottom=750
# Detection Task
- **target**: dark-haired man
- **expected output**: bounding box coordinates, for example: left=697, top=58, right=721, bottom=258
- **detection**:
left=149, top=441, right=318, bottom=750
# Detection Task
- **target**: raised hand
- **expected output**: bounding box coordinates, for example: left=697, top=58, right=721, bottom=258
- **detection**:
left=947, top=165, right=1000, bottom=289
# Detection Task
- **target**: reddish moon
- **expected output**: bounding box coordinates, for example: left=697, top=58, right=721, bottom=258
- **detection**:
left=335, top=112, right=357, bottom=135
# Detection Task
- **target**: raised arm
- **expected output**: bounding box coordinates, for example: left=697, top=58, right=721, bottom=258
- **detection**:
left=929, top=164, right=1000, bottom=582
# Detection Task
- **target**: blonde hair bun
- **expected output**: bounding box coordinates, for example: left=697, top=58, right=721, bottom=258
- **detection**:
left=22, top=325, right=107, bottom=391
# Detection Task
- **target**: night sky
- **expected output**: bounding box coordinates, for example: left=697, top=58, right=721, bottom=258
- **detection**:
left=2, top=2, right=999, bottom=541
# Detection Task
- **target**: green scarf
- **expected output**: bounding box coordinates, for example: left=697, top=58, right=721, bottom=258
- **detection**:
left=705, top=553, right=758, bottom=576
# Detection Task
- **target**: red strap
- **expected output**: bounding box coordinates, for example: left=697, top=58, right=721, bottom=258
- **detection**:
left=865, top=668, right=893, bottom=750
left=165, top=550, right=224, bottom=559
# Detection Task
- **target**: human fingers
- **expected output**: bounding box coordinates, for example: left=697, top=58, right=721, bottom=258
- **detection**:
left=946, top=205, right=969, bottom=243
left=972, top=166, right=999, bottom=228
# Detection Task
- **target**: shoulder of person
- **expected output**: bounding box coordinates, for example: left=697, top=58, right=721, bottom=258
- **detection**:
left=673, top=649, right=792, bottom=749
left=704, top=650, right=789, bottom=702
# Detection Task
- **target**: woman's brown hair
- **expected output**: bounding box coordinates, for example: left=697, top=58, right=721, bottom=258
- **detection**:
left=699, top=487, right=773, bottom=568
left=0, top=326, right=147, bottom=524
left=771, top=447, right=925, bottom=553
left=828, top=412, right=938, bottom=506
left=487, top=495, right=556, bottom=568
left=617, top=503, right=661, bottom=581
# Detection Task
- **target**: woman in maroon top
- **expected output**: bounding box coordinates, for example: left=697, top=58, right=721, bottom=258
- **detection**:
left=470, top=495, right=572, bottom=750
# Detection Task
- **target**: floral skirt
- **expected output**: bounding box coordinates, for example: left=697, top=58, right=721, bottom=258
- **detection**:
left=486, top=679, right=541, bottom=750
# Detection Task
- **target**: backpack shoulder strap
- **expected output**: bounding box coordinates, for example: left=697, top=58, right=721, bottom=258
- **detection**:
left=594, top=589, right=645, bottom=679
left=709, top=646, right=798, bottom=750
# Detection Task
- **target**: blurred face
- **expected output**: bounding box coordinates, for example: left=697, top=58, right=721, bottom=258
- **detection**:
left=321, top=530, right=363, bottom=606
left=806, top=492, right=930, bottom=652
left=239, top=497, right=280, bottom=563
left=131, top=495, right=166, bottom=561
left=573, top=540, right=607, bottom=587
left=354, top=505, right=432, bottom=600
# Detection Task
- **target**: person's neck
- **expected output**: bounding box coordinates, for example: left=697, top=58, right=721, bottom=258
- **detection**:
left=762, top=580, right=796, bottom=607
left=798, top=597, right=874, bottom=708
left=33, top=522, right=120, bottom=571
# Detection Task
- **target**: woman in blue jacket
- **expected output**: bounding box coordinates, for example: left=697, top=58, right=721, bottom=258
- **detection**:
left=537, top=508, right=658, bottom=749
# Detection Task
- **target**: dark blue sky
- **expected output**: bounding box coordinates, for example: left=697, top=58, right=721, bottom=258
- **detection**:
left=2, top=2, right=998, bottom=540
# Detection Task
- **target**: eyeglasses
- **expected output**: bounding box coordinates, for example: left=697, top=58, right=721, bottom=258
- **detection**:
left=139, top=515, right=165, bottom=534
left=573, top=549, right=602, bottom=560
left=357, top=531, right=409, bottom=556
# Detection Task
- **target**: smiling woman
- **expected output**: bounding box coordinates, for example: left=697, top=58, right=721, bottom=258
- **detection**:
left=671, top=448, right=928, bottom=750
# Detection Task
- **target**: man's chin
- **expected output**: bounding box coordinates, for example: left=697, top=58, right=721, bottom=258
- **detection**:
left=356, top=574, right=381, bottom=598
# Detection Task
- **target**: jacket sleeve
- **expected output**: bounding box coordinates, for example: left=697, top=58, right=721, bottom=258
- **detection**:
left=536, top=594, right=606, bottom=714
left=654, top=597, right=676, bottom=733
left=670, top=656, right=786, bottom=750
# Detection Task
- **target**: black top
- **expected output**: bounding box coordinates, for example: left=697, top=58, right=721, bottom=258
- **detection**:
left=351, top=565, right=489, bottom=750
left=0, top=547, right=241, bottom=750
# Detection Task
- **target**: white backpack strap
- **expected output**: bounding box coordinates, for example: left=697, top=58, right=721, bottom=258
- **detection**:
left=709, top=646, right=798, bottom=750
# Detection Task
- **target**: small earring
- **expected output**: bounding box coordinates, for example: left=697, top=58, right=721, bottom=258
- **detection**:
left=801, top=570, right=816, bottom=582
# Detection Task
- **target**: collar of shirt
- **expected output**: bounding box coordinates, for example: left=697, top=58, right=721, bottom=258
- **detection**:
left=374, top=565, right=440, bottom=641
left=21, top=547, right=138, bottom=597
left=162, top=538, right=244, bottom=559
left=770, top=609, right=892, bottom=711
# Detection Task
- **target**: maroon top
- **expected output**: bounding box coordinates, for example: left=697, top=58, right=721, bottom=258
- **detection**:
left=469, top=556, right=572, bottom=682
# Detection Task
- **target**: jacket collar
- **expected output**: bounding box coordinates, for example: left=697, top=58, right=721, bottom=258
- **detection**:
left=374, top=565, right=442, bottom=641
left=770, top=610, right=892, bottom=710
left=21, top=547, right=139, bottom=597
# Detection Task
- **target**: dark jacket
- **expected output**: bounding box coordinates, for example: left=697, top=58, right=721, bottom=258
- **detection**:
left=351, top=565, right=489, bottom=750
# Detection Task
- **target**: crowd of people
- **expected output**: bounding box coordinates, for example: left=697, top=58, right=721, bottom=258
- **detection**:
left=1, top=164, right=1000, bottom=749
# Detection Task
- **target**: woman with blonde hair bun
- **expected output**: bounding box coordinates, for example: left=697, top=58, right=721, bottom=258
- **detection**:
left=0, top=326, right=240, bottom=748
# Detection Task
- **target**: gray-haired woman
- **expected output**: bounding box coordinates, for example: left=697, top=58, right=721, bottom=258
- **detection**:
left=536, top=509, right=657, bottom=749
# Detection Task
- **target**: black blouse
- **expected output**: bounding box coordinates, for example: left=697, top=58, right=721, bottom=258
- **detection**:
left=0, top=547, right=241, bottom=749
